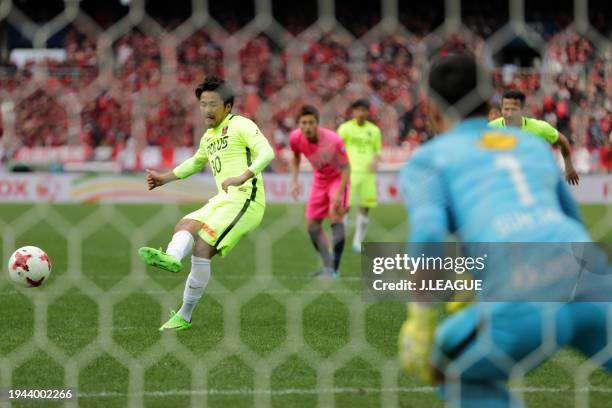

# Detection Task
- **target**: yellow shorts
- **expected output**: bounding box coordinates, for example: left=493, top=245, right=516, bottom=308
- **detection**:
left=349, top=172, right=378, bottom=208
left=183, top=193, right=265, bottom=257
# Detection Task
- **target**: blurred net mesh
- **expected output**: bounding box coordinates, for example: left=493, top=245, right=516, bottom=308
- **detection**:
left=0, top=0, right=610, bottom=407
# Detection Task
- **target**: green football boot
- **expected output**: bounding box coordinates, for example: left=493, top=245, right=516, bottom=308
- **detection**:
left=159, top=310, right=192, bottom=331
left=138, top=247, right=182, bottom=273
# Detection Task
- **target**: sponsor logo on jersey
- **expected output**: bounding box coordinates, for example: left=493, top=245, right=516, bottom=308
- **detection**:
left=206, top=136, right=229, bottom=155
left=479, top=132, right=517, bottom=149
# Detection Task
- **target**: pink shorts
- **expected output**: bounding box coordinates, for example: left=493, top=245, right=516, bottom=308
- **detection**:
left=306, top=177, right=350, bottom=220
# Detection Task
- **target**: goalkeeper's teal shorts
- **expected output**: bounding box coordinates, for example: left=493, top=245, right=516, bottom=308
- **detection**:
left=431, top=302, right=612, bottom=408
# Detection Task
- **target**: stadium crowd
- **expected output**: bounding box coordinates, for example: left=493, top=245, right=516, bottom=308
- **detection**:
left=0, top=7, right=610, bottom=172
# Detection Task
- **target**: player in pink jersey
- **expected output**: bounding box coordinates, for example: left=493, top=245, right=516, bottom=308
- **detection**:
left=290, top=105, right=350, bottom=278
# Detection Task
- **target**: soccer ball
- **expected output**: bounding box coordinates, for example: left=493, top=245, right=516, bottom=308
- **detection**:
left=8, top=246, right=52, bottom=288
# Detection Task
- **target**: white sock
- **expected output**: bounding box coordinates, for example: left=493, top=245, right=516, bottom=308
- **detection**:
left=353, top=213, right=369, bottom=246
left=166, top=230, right=194, bottom=261
left=178, top=256, right=211, bottom=322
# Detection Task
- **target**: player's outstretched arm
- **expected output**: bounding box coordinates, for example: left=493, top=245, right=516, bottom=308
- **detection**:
left=398, top=153, right=449, bottom=384
left=172, top=144, right=209, bottom=181
left=145, top=169, right=179, bottom=190
left=556, top=132, right=579, bottom=185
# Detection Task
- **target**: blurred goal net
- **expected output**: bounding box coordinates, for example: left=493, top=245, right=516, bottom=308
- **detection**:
left=0, top=0, right=610, bottom=407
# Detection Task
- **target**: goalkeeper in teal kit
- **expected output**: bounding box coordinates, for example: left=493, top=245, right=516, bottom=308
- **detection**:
left=397, top=55, right=611, bottom=408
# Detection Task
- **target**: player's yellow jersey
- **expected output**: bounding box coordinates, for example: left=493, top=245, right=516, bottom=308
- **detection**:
left=488, top=117, right=559, bottom=145
left=337, top=119, right=382, bottom=173
left=173, top=114, right=274, bottom=205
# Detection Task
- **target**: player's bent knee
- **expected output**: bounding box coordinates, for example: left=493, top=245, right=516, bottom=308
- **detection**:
left=174, top=219, right=201, bottom=236
left=307, top=219, right=323, bottom=231
left=330, top=211, right=346, bottom=223
left=193, top=236, right=217, bottom=259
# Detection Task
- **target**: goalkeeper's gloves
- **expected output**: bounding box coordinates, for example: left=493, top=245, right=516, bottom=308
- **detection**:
left=446, top=300, right=473, bottom=314
left=398, top=302, right=437, bottom=383
left=446, top=273, right=475, bottom=314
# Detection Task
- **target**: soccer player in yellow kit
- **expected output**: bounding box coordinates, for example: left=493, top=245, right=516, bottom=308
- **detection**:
left=337, top=99, right=382, bottom=252
left=138, top=76, right=275, bottom=331
left=489, top=90, right=580, bottom=185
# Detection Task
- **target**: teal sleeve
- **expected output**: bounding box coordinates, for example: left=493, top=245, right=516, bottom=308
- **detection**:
left=173, top=143, right=208, bottom=179
left=400, top=149, right=450, bottom=242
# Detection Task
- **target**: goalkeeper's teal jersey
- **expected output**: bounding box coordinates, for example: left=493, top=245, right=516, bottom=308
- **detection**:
left=173, top=114, right=274, bottom=205
left=400, top=118, right=588, bottom=243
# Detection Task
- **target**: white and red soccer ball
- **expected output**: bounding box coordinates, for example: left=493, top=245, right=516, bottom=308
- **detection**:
left=8, top=246, right=52, bottom=288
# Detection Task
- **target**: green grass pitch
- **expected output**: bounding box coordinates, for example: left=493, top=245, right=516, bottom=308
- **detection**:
left=0, top=203, right=610, bottom=407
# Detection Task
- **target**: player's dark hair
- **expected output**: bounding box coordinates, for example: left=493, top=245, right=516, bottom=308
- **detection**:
left=428, top=54, right=491, bottom=118
left=297, top=105, right=319, bottom=122
left=502, top=89, right=526, bottom=106
left=351, top=99, right=370, bottom=110
left=195, top=75, right=234, bottom=109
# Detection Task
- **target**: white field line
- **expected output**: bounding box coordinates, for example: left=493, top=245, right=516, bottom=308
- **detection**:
left=0, top=288, right=360, bottom=296
left=90, top=275, right=365, bottom=281
left=77, top=386, right=612, bottom=398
